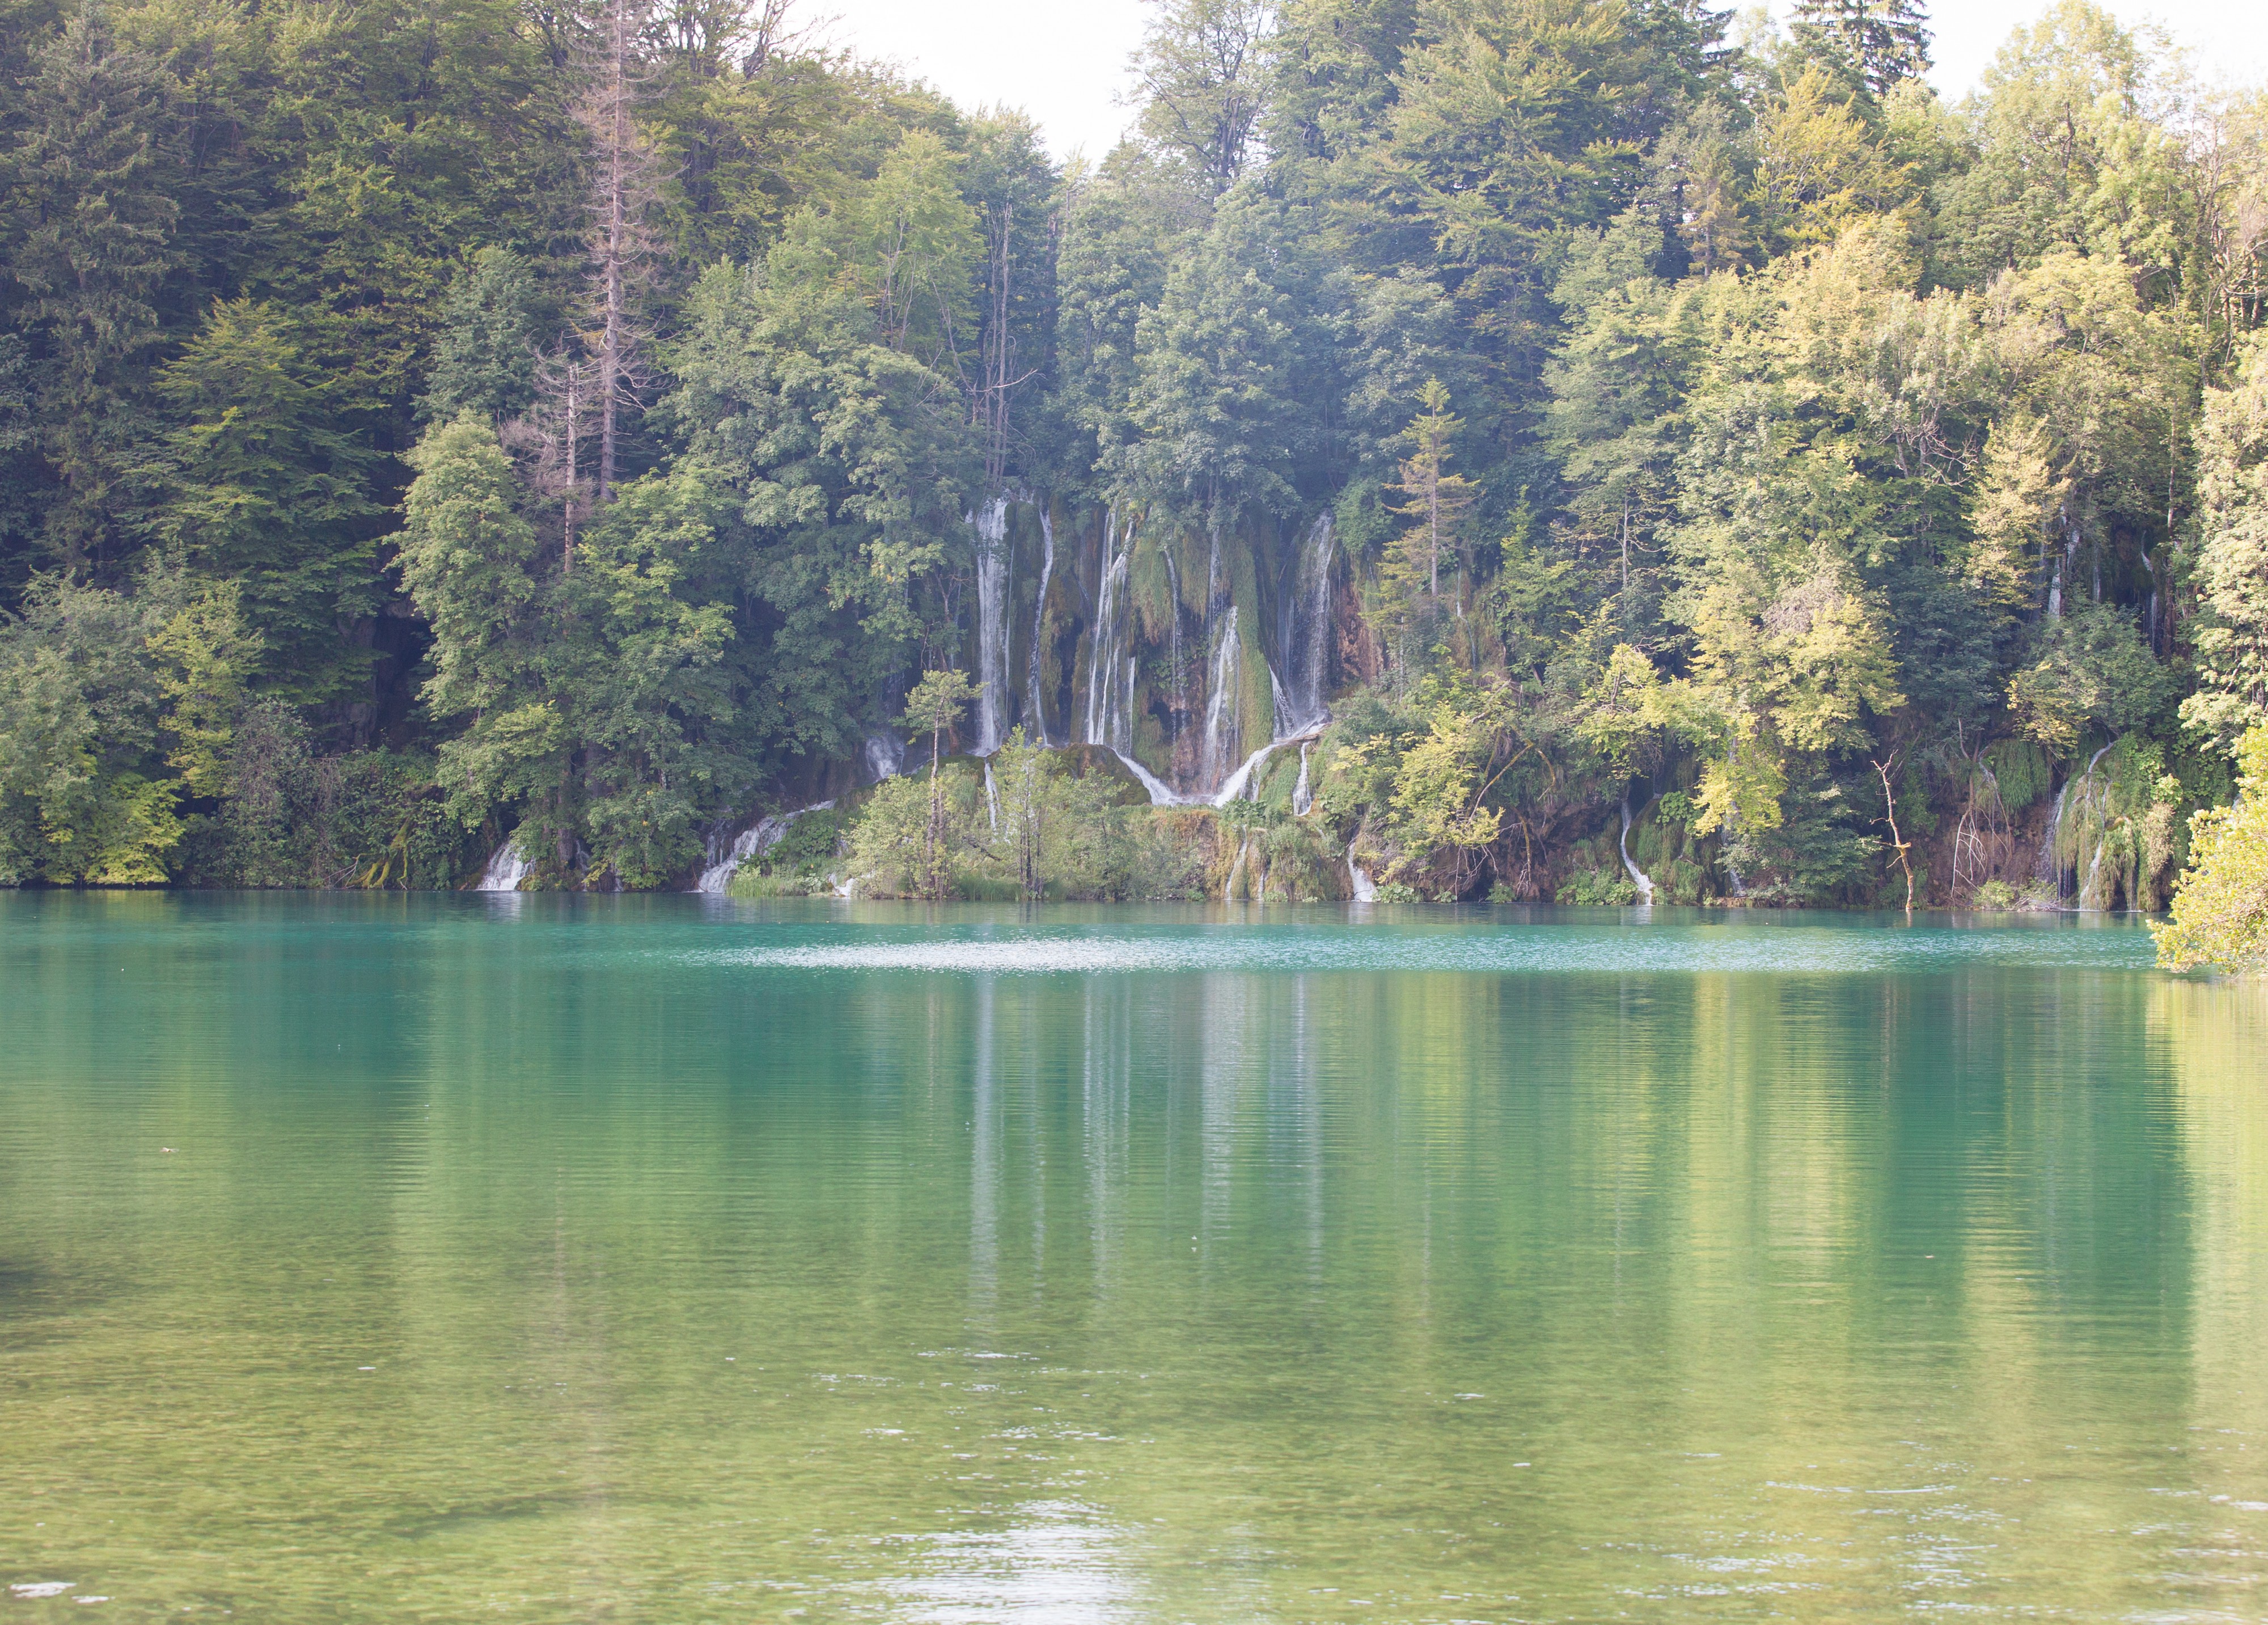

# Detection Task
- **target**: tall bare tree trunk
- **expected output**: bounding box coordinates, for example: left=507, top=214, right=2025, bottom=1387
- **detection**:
left=580, top=0, right=652, bottom=504
left=596, top=0, right=632, bottom=500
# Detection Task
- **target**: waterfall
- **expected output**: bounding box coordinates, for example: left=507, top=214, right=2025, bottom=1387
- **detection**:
left=1161, top=540, right=1183, bottom=747
left=475, top=833, right=531, bottom=892
left=1619, top=792, right=1656, bottom=904
left=972, top=496, right=1012, bottom=755
left=1114, top=750, right=1187, bottom=806
left=1292, top=742, right=1313, bottom=816
left=1200, top=607, right=1243, bottom=793
left=863, top=730, right=905, bottom=783
left=1025, top=506, right=1055, bottom=745
left=1347, top=849, right=1377, bottom=902
left=692, top=799, right=836, bottom=894
left=2034, top=740, right=2115, bottom=905
left=2033, top=779, right=2071, bottom=890
left=983, top=759, right=1000, bottom=833
left=1277, top=513, right=1335, bottom=733
left=1083, top=513, right=1135, bottom=755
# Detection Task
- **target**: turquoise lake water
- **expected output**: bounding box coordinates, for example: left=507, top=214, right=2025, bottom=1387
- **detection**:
left=2, top=894, right=2264, bottom=1620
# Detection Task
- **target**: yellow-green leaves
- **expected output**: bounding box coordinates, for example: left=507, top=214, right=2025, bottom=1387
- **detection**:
left=1966, top=414, right=2065, bottom=609
left=1751, top=67, right=1910, bottom=252
left=2184, top=334, right=2268, bottom=752
left=147, top=580, right=260, bottom=801
left=2156, top=724, right=2268, bottom=972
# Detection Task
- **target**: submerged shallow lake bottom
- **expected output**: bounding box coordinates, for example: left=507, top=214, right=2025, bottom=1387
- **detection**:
left=2, top=895, right=2265, bottom=1621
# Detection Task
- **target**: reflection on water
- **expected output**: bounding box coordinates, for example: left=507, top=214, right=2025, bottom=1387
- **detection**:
left=0, top=894, right=2263, bottom=1621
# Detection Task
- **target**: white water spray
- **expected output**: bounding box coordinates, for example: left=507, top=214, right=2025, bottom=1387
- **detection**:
left=1200, top=607, right=1244, bottom=793
left=693, top=799, right=836, bottom=894
left=475, top=833, right=531, bottom=892
left=1084, top=513, right=1135, bottom=756
left=1347, top=849, right=1378, bottom=902
left=1619, top=792, right=1655, bottom=904
left=1025, top=505, right=1055, bottom=744
left=864, top=730, right=905, bottom=782
left=972, top=496, right=1012, bottom=755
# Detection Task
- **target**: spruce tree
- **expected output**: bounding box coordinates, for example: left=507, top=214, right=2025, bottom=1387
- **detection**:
left=1789, top=0, right=1932, bottom=96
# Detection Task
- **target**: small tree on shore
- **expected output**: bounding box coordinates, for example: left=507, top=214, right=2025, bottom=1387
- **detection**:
left=901, top=668, right=980, bottom=899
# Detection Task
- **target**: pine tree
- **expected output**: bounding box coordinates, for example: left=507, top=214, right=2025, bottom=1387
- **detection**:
left=1789, top=0, right=1932, bottom=97
left=900, top=666, right=979, bottom=900
left=1387, top=378, right=1476, bottom=600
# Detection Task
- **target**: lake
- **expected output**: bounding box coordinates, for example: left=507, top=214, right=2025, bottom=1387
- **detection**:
left=3, top=894, right=2265, bottom=1620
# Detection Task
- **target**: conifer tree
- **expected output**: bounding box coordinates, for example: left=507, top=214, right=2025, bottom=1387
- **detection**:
left=900, top=667, right=979, bottom=900
left=1387, top=378, right=1476, bottom=600
left=1789, top=0, right=1932, bottom=96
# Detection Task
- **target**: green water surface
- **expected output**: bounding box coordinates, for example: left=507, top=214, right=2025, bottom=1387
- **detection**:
left=2, top=894, right=2265, bottom=1621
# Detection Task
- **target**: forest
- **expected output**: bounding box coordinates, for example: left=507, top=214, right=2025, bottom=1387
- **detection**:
left=2, top=0, right=2266, bottom=946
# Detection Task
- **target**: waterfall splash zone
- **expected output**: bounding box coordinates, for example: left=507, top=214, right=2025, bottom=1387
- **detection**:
left=475, top=835, right=533, bottom=892
left=693, top=799, right=835, bottom=893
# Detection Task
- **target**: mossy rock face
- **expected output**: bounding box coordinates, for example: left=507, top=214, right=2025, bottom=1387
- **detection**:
left=1129, top=530, right=1177, bottom=644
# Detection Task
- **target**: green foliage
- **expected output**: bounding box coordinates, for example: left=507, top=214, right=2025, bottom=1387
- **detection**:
left=1556, top=867, right=1637, bottom=905
left=420, top=249, right=543, bottom=426
left=1979, top=738, right=2053, bottom=814
left=2007, top=603, right=2175, bottom=750
left=0, top=574, right=180, bottom=883
left=727, top=805, right=849, bottom=896
left=2156, top=725, right=2268, bottom=972
left=2185, top=333, right=2268, bottom=752
left=143, top=300, right=382, bottom=699
left=0, top=0, right=2257, bottom=919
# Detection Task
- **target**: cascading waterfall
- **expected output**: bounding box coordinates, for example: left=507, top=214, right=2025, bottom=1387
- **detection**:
left=1084, top=512, right=1136, bottom=755
left=1072, top=508, right=1324, bottom=811
left=864, top=730, right=905, bottom=782
left=692, top=799, right=836, bottom=894
left=1347, top=849, right=1378, bottom=902
left=1292, top=742, right=1313, bottom=816
left=1276, top=513, right=1335, bottom=734
left=983, top=759, right=1000, bottom=833
left=1200, top=607, right=1244, bottom=793
left=1025, top=506, right=1055, bottom=745
left=972, top=496, right=1012, bottom=755
left=1619, top=792, right=1656, bottom=904
left=475, top=833, right=532, bottom=892
left=2035, top=740, right=2115, bottom=906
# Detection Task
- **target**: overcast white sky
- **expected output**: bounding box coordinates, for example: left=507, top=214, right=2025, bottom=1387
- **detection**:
left=809, top=0, right=2268, bottom=162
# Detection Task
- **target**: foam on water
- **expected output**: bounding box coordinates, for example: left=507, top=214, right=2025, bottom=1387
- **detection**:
left=697, top=919, right=2155, bottom=977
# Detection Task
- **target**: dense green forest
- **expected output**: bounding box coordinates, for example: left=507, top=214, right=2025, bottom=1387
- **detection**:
left=3, top=0, right=2266, bottom=930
